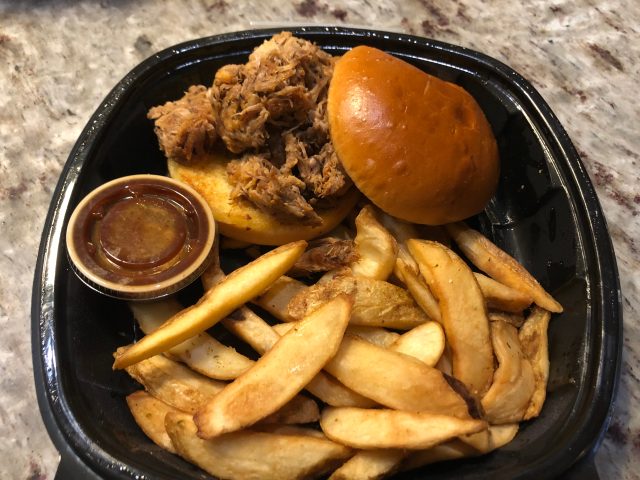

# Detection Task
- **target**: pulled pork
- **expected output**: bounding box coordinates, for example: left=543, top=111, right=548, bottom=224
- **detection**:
left=147, top=85, right=217, bottom=163
left=149, top=32, right=352, bottom=225
left=289, top=238, right=359, bottom=277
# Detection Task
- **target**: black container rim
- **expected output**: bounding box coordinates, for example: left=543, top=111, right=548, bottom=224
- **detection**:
left=32, top=26, right=622, bottom=479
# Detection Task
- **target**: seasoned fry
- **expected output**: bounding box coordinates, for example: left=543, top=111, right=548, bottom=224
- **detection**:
left=166, top=412, right=353, bottom=480
left=395, top=257, right=441, bottom=322
left=349, top=205, right=398, bottom=280
left=113, top=241, right=307, bottom=369
left=126, top=391, right=181, bottom=453
left=481, top=321, right=536, bottom=424
left=474, top=272, right=533, bottom=313
left=130, top=299, right=254, bottom=380
left=324, top=335, right=470, bottom=417
left=253, top=275, right=306, bottom=322
left=328, top=449, right=406, bottom=480
left=195, top=295, right=353, bottom=438
left=519, top=306, right=551, bottom=420
left=408, top=240, right=494, bottom=396
left=391, top=321, right=445, bottom=367
left=320, top=407, right=487, bottom=449
left=288, top=275, right=428, bottom=330
left=445, top=222, right=563, bottom=313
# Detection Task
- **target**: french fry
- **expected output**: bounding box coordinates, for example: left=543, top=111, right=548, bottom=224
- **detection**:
left=121, top=347, right=319, bottom=425
left=120, top=349, right=226, bottom=413
left=113, top=241, right=307, bottom=369
left=346, top=325, right=401, bottom=348
left=481, top=321, right=536, bottom=424
left=349, top=205, right=398, bottom=280
left=519, top=307, right=551, bottom=420
left=195, top=295, right=353, bottom=438
left=408, top=240, right=494, bottom=396
left=460, top=423, right=520, bottom=453
left=253, top=275, right=306, bottom=322
left=166, top=412, right=353, bottom=480
left=130, top=299, right=254, bottom=380
left=391, top=321, right=445, bottom=367
left=324, top=335, right=471, bottom=417
left=288, top=275, right=429, bottom=330
left=378, top=211, right=421, bottom=278
left=126, top=391, right=181, bottom=453
left=328, top=449, right=406, bottom=480
left=253, top=424, right=327, bottom=439
left=320, top=407, right=487, bottom=449
left=445, top=222, right=563, bottom=313
left=474, top=272, right=533, bottom=313
left=395, top=257, right=441, bottom=322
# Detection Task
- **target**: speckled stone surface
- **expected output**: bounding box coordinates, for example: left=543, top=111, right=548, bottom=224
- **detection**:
left=0, top=0, right=638, bottom=478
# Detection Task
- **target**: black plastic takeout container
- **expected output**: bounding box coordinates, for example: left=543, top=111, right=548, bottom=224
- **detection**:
left=32, top=27, right=622, bottom=479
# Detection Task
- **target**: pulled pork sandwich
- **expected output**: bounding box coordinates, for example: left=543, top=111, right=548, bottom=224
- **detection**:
left=148, top=32, right=499, bottom=245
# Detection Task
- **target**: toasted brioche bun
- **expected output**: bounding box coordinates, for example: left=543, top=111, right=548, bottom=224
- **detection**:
left=168, top=153, right=360, bottom=246
left=328, top=46, right=499, bottom=225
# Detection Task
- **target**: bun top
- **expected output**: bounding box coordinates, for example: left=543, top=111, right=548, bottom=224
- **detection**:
left=328, top=46, right=499, bottom=225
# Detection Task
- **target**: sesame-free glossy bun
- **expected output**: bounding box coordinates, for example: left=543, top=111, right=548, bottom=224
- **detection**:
left=328, top=46, right=499, bottom=225
left=168, top=153, right=360, bottom=246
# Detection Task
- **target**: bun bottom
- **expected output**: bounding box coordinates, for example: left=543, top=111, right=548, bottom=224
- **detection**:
left=168, top=154, right=360, bottom=246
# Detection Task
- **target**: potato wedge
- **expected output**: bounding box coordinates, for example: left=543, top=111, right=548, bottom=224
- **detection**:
left=474, top=272, right=533, bottom=313
left=481, top=321, right=536, bottom=424
left=329, top=449, right=407, bottom=480
left=395, top=257, right=441, bottom=322
left=324, top=335, right=470, bottom=417
left=460, top=423, right=520, bottom=453
left=195, top=295, right=353, bottom=438
left=321, top=407, right=486, bottom=449
left=130, top=299, right=254, bottom=380
left=408, top=240, right=494, bottom=396
left=166, top=412, right=352, bottom=480
left=349, top=205, right=398, bottom=280
left=126, top=391, right=182, bottom=453
left=445, top=222, right=563, bottom=313
left=288, top=275, right=428, bottom=330
left=519, top=306, right=551, bottom=420
left=121, top=349, right=226, bottom=413
left=378, top=211, right=421, bottom=277
left=346, top=325, right=401, bottom=348
left=113, top=240, right=307, bottom=369
left=218, top=304, right=377, bottom=408
left=253, top=424, right=327, bottom=439
left=253, top=275, right=306, bottom=322
left=121, top=347, right=318, bottom=424
left=391, top=321, right=445, bottom=367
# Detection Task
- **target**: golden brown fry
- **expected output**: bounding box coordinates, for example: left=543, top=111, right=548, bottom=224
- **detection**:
left=395, top=258, right=441, bottom=322
left=195, top=295, right=353, bottom=438
left=481, top=321, right=536, bottom=424
left=166, top=412, right=353, bottom=480
left=328, top=450, right=406, bottom=480
left=408, top=240, right=494, bottom=396
left=253, top=275, right=306, bottom=322
left=391, top=321, right=445, bottom=367
left=121, top=349, right=226, bottom=414
left=346, top=325, right=401, bottom=349
left=288, top=275, right=428, bottom=330
left=320, top=407, right=487, bottom=449
left=130, top=299, right=254, bottom=380
left=126, top=391, right=181, bottom=453
left=349, top=205, right=398, bottom=280
left=113, top=241, right=307, bottom=369
left=324, top=335, right=470, bottom=417
left=519, top=306, right=551, bottom=420
left=474, top=272, right=533, bottom=313
left=445, top=222, right=563, bottom=313
left=253, top=424, right=327, bottom=439
left=260, top=394, right=320, bottom=425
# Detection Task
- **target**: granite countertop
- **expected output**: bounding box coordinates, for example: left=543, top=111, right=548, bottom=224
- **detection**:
left=1, top=0, right=638, bottom=478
